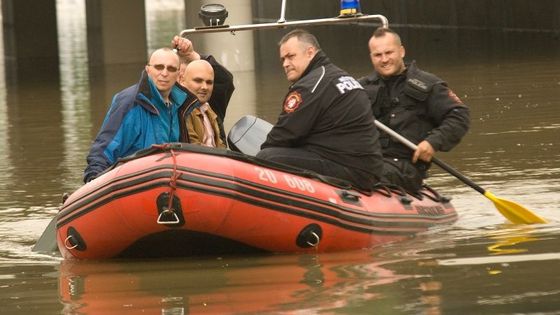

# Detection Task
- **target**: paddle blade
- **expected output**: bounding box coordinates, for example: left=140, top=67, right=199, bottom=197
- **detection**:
left=32, top=217, right=59, bottom=253
left=484, top=191, right=547, bottom=224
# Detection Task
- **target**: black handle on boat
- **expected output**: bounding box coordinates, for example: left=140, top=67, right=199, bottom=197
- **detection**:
left=373, top=120, right=546, bottom=224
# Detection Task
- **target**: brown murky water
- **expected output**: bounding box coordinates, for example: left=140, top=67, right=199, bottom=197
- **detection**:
left=1, top=2, right=559, bottom=314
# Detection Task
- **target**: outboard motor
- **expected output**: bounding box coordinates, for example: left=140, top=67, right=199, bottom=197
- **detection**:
left=227, top=115, right=273, bottom=156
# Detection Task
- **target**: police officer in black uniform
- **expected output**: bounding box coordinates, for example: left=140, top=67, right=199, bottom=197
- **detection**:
left=359, top=27, right=470, bottom=192
left=257, top=29, right=384, bottom=191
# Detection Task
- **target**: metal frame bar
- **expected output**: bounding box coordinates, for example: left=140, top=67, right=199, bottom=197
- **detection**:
left=180, top=11, right=389, bottom=37
left=278, top=0, right=287, bottom=23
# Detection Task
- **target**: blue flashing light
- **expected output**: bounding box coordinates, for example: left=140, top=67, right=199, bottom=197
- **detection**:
left=340, top=0, right=361, bottom=16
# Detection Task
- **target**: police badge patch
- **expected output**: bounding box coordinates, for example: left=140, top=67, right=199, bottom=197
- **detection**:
left=283, top=91, right=302, bottom=113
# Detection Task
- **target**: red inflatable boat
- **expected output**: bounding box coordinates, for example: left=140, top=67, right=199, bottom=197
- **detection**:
left=56, top=143, right=457, bottom=259
left=56, top=116, right=457, bottom=259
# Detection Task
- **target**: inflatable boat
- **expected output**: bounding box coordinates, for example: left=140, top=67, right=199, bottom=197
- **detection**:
left=55, top=116, right=457, bottom=259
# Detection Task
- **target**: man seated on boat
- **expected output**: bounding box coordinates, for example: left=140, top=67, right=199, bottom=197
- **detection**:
left=256, top=29, right=385, bottom=192
left=358, top=27, right=470, bottom=192
left=84, top=48, right=202, bottom=183
left=83, top=47, right=195, bottom=183
left=172, top=36, right=235, bottom=145
left=83, top=37, right=234, bottom=183
left=178, top=59, right=226, bottom=148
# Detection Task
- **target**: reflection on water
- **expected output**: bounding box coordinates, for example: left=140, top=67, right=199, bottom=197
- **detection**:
left=57, top=251, right=409, bottom=314
left=15, top=225, right=554, bottom=314
left=145, top=0, right=185, bottom=52
left=0, top=0, right=559, bottom=314
left=57, top=0, right=93, bottom=191
left=0, top=6, right=9, bottom=212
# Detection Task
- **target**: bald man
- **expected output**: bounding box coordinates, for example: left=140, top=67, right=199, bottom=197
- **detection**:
left=84, top=47, right=200, bottom=183
left=179, top=60, right=226, bottom=148
left=173, top=35, right=235, bottom=145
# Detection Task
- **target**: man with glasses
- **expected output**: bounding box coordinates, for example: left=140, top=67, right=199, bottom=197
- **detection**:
left=83, top=47, right=198, bottom=183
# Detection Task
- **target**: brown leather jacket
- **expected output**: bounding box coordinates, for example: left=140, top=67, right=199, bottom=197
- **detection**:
left=185, top=105, right=226, bottom=148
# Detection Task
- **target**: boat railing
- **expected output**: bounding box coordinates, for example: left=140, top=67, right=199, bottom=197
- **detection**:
left=179, top=1, right=389, bottom=36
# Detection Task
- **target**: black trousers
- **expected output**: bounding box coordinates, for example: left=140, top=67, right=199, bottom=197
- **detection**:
left=381, top=157, right=427, bottom=193
left=256, top=147, right=376, bottom=191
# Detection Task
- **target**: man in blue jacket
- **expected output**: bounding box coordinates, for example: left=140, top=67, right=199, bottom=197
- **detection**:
left=83, top=47, right=198, bottom=183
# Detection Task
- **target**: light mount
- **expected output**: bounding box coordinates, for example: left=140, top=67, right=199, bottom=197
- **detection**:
left=199, top=4, right=228, bottom=27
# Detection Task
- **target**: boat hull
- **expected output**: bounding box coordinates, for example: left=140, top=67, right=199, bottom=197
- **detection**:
left=57, top=144, right=457, bottom=259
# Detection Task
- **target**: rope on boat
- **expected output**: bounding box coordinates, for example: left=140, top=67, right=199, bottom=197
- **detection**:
left=153, top=144, right=181, bottom=225
left=420, top=185, right=452, bottom=203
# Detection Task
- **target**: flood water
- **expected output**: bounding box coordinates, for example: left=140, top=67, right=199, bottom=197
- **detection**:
left=1, top=1, right=560, bottom=314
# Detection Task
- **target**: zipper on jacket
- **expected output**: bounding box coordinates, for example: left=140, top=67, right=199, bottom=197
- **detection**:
left=167, top=103, right=173, bottom=140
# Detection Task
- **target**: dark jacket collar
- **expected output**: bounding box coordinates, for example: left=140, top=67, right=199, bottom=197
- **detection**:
left=133, top=70, right=154, bottom=112
left=365, top=60, right=417, bottom=84
left=134, top=69, right=197, bottom=114
left=299, top=50, right=330, bottom=80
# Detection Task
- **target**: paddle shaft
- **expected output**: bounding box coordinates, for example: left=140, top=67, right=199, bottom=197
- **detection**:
left=374, top=120, right=486, bottom=195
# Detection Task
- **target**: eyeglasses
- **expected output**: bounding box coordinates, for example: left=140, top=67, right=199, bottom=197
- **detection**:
left=148, top=64, right=179, bottom=73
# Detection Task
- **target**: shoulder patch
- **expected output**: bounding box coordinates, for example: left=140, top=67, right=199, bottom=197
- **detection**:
left=448, top=89, right=463, bottom=104
left=283, top=91, right=303, bottom=113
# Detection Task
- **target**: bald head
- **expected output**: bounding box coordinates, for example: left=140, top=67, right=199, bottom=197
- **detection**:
left=180, top=59, right=214, bottom=103
left=185, top=60, right=214, bottom=77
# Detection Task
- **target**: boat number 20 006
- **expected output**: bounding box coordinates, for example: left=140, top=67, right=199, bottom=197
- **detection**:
left=254, top=167, right=316, bottom=193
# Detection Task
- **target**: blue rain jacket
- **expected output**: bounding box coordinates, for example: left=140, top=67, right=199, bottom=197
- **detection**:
left=84, top=70, right=198, bottom=182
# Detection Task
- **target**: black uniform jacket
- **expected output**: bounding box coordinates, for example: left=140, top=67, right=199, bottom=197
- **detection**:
left=262, top=51, right=384, bottom=180
left=203, top=54, right=234, bottom=123
left=359, top=61, right=470, bottom=161
left=204, top=54, right=235, bottom=143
